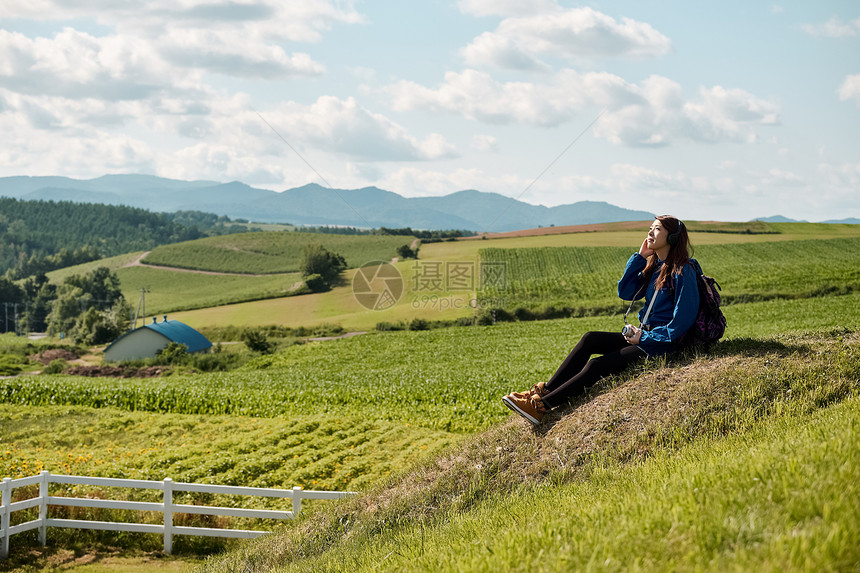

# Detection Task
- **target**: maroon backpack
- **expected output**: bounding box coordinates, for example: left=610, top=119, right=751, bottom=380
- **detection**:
left=677, top=259, right=726, bottom=348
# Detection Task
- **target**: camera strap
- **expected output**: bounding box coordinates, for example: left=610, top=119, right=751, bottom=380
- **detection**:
left=640, top=290, right=658, bottom=329
left=624, top=280, right=658, bottom=329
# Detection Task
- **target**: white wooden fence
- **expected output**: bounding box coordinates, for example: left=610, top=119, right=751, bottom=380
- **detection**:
left=1, top=471, right=355, bottom=558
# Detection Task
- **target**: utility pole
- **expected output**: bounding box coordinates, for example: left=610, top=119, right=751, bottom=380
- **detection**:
left=132, top=287, right=149, bottom=330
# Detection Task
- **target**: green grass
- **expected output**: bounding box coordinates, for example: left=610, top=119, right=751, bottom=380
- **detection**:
left=114, top=266, right=303, bottom=314
left=0, top=406, right=456, bottom=494
left=3, top=293, right=859, bottom=434
left=478, top=237, right=860, bottom=311
left=192, top=329, right=860, bottom=572
left=142, top=232, right=414, bottom=274
left=6, top=223, right=860, bottom=570
left=235, top=396, right=858, bottom=572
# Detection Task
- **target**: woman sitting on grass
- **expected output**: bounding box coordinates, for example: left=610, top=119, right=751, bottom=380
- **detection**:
left=503, top=215, right=700, bottom=425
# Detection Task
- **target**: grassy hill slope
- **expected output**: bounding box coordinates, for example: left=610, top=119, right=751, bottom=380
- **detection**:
left=141, top=231, right=415, bottom=274
left=195, top=329, right=859, bottom=572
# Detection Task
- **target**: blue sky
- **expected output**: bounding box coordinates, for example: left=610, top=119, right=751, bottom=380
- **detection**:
left=0, top=1, right=858, bottom=223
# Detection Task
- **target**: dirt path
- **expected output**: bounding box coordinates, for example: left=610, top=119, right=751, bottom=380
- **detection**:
left=121, top=252, right=273, bottom=277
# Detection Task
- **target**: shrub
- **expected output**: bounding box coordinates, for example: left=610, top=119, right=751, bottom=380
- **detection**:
left=396, top=244, right=418, bottom=259
left=0, top=354, right=23, bottom=376
left=43, top=358, right=69, bottom=374
left=513, top=307, right=535, bottom=321
left=156, top=342, right=189, bottom=364
left=242, top=328, right=275, bottom=354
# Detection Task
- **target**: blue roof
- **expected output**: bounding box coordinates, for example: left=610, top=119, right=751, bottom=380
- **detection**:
left=142, top=319, right=212, bottom=353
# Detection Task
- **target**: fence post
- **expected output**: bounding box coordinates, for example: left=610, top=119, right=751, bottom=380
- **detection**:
left=163, top=478, right=173, bottom=555
left=1, top=477, right=10, bottom=559
left=292, top=486, right=302, bottom=518
left=39, top=471, right=49, bottom=546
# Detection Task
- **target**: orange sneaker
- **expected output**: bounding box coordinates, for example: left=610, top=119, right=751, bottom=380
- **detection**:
left=508, top=381, right=548, bottom=401
left=502, top=393, right=547, bottom=425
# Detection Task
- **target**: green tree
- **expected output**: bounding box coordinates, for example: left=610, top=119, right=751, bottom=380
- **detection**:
left=300, top=244, right=347, bottom=291
left=65, top=266, right=123, bottom=306
left=397, top=244, right=418, bottom=259
left=47, top=285, right=87, bottom=338
left=21, top=274, right=55, bottom=333
left=46, top=267, right=128, bottom=342
left=73, top=299, right=132, bottom=345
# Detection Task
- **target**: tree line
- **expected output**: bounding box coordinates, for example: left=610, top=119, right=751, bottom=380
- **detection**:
left=0, top=266, right=128, bottom=342
left=0, top=198, right=260, bottom=279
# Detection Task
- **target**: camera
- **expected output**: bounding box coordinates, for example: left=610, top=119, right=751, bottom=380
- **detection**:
left=622, top=324, right=635, bottom=338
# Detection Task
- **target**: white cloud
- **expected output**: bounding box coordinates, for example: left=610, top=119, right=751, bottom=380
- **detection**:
left=802, top=16, right=860, bottom=37
left=762, top=168, right=806, bottom=186
left=471, top=134, right=498, bottom=152
left=159, top=29, right=326, bottom=78
left=456, top=0, right=559, bottom=18
left=0, top=106, right=157, bottom=177
left=679, top=85, right=779, bottom=143
left=2, top=1, right=364, bottom=43
left=838, top=74, right=860, bottom=105
left=265, top=96, right=459, bottom=161
left=0, top=29, right=183, bottom=100
left=0, top=85, right=458, bottom=179
left=161, top=143, right=291, bottom=185
left=609, top=163, right=690, bottom=191
left=0, top=1, right=361, bottom=94
left=384, top=70, right=779, bottom=146
left=819, top=162, right=860, bottom=187
left=375, top=166, right=524, bottom=197
left=461, top=7, right=671, bottom=69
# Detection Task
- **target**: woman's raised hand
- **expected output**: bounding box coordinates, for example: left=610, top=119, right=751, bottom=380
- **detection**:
left=638, top=238, right=654, bottom=258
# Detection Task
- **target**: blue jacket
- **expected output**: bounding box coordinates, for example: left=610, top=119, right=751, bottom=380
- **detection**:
left=617, top=253, right=699, bottom=356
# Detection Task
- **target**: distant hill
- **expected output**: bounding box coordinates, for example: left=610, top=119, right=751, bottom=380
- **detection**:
left=753, top=215, right=807, bottom=223
left=753, top=215, right=859, bottom=225
left=0, top=175, right=654, bottom=232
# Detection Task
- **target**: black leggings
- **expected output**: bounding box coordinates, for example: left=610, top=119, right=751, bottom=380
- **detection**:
left=541, top=331, right=646, bottom=409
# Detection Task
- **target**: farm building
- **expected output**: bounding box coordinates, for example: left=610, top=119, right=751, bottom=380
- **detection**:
left=104, top=316, right=212, bottom=362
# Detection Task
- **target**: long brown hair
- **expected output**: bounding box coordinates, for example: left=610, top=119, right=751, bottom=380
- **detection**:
left=642, top=215, right=693, bottom=291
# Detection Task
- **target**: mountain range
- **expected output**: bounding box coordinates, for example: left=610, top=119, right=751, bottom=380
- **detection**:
left=0, top=174, right=657, bottom=232
left=754, top=215, right=860, bottom=224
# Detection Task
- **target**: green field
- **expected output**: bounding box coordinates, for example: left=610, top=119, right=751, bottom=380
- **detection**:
left=3, top=293, right=859, bottom=433
left=479, top=237, right=860, bottom=311
left=42, top=222, right=860, bottom=332
left=4, top=222, right=860, bottom=571
left=142, top=232, right=415, bottom=274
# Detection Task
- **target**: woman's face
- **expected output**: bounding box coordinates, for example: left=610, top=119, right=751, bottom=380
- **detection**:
left=647, top=219, right=670, bottom=251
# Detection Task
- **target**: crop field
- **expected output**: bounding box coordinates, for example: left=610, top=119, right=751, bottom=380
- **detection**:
left=4, top=223, right=860, bottom=569
left=419, top=221, right=860, bottom=262
left=141, top=232, right=415, bottom=274
left=42, top=223, right=860, bottom=332
left=478, top=237, right=860, bottom=311
left=115, top=266, right=303, bottom=314
left=0, top=405, right=456, bottom=495
left=3, top=292, right=859, bottom=435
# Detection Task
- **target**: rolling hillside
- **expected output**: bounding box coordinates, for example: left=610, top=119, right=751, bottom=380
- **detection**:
left=2, top=222, right=859, bottom=571
left=194, top=330, right=860, bottom=572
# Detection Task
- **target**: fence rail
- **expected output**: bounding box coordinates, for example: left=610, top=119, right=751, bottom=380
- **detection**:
left=1, top=471, right=355, bottom=558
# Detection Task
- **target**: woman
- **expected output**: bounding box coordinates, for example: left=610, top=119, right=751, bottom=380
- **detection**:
left=502, top=215, right=699, bottom=425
